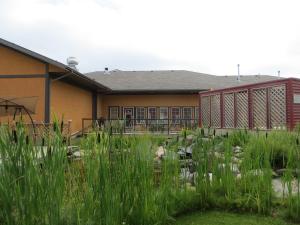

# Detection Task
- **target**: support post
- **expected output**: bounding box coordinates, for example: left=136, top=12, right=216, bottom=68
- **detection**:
left=92, top=92, right=97, bottom=121
left=44, top=64, right=50, bottom=124
left=248, top=89, right=253, bottom=129
left=220, top=92, right=224, bottom=128
left=266, top=88, right=270, bottom=129
left=233, top=93, right=237, bottom=128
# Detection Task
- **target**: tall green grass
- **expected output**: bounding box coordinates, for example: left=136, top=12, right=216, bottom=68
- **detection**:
left=1, top=123, right=300, bottom=224
left=0, top=123, right=187, bottom=225
left=0, top=122, right=66, bottom=225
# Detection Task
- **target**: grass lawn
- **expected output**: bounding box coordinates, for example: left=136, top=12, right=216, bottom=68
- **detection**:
left=174, top=211, right=293, bottom=225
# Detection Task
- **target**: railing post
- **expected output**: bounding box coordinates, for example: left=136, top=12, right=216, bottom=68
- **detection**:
left=146, top=118, right=148, bottom=132
left=266, top=88, right=271, bottom=129
left=168, top=118, right=170, bottom=135
left=82, top=119, right=84, bottom=136
left=234, top=93, right=237, bottom=128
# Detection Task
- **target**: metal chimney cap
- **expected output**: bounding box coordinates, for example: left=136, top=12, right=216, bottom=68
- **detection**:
left=67, top=57, right=79, bottom=71
left=67, top=57, right=79, bottom=65
left=104, top=67, right=110, bottom=75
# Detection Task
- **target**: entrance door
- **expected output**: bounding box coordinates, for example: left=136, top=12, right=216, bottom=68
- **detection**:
left=124, top=108, right=134, bottom=128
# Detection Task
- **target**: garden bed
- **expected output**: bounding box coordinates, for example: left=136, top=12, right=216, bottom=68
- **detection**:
left=0, top=123, right=300, bottom=224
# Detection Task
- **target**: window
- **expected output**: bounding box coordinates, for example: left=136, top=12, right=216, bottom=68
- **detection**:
left=182, top=107, right=192, bottom=119
left=136, top=107, right=146, bottom=124
left=171, top=107, right=180, bottom=124
left=148, top=107, right=157, bottom=125
left=195, top=107, right=199, bottom=121
left=159, top=107, right=168, bottom=124
left=109, top=107, right=119, bottom=119
left=148, top=107, right=156, bottom=119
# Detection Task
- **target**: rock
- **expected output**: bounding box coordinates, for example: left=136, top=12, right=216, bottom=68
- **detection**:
left=156, top=146, right=165, bottom=158
left=177, top=148, right=186, bottom=159
left=218, top=163, right=240, bottom=174
left=272, top=170, right=280, bottom=178
left=234, top=152, right=244, bottom=159
left=187, top=134, right=194, bottom=140
left=231, top=163, right=240, bottom=174
left=231, top=156, right=242, bottom=164
left=177, top=146, right=193, bottom=159
left=73, top=151, right=81, bottom=158
left=214, top=152, right=224, bottom=159
left=67, top=146, right=81, bottom=159
left=233, top=146, right=242, bottom=153
left=276, top=168, right=300, bottom=177
left=180, top=168, right=195, bottom=184
left=272, top=178, right=300, bottom=198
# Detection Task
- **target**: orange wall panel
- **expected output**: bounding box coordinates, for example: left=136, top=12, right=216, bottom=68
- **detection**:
left=0, top=46, right=46, bottom=75
left=51, top=80, right=92, bottom=133
left=49, top=64, right=66, bottom=73
left=0, top=78, right=45, bottom=122
left=100, top=94, right=198, bottom=118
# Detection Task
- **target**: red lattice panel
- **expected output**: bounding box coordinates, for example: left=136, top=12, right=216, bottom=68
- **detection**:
left=236, top=90, right=248, bottom=128
left=201, top=96, right=210, bottom=127
left=211, top=94, right=221, bottom=128
left=223, top=93, right=234, bottom=128
left=252, top=88, right=267, bottom=129
left=269, top=85, right=286, bottom=129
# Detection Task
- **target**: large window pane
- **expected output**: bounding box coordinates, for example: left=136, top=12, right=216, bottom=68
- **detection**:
left=195, top=107, right=199, bottom=121
left=159, top=107, right=168, bottom=124
left=148, top=107, right=156, bottom=119
left=136, top=107, right=146, bottom=124
left=109, top=107, right=119, bottom=119
left=171, top=107, right=180, bottom=124
left=148, top=107, right=157, bottom=125
left=183, top=107, right=192, bottom=119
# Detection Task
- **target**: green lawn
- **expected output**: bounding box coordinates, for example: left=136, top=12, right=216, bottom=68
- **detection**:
left=174, top=211, right=293, bottom=225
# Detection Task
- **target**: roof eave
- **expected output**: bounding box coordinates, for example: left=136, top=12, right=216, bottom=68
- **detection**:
left=0, top=37, right=111, bottom=92
left=106, top=89, right=207, bottom=95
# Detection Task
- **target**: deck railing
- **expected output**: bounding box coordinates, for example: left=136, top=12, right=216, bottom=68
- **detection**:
left=0, top=121, right=71, bottom=144
left=82, top=118, right=199, bottom=135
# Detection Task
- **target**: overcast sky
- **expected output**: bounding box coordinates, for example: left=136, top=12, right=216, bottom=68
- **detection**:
left=1, top=0, right=300, bottom=77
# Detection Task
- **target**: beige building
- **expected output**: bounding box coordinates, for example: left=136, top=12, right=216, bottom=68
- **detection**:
left=0, top=38, right=278, bottom=134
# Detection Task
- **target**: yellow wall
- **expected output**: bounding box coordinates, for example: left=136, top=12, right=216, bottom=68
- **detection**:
left=99, top=94, right=199, bottom=118
left=0, top=46, right=46, bottom=75
left=51, top=80, right=93, bottom=133
left=0, top=45, right=46, bottom=123
left=0, top=78, right=45, bottom=122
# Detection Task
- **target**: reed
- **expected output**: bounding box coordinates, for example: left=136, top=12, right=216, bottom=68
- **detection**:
left=1, top=122, right=300, bottom=224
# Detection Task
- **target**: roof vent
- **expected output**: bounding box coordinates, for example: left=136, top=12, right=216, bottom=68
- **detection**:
left=67, top=57, right=79, bottom=71
left=237, top=64, right=241, bottom=82
left=104, top=67, right=110, bottom=75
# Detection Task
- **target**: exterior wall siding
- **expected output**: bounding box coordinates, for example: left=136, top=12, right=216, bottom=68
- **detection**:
left=0, top=78, right=45, bottom=122
left=0, top=46, right=46, bottom=123
left=51, top=80, right=93, bottom=133
left=0, top=46, right=45, bottom=75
